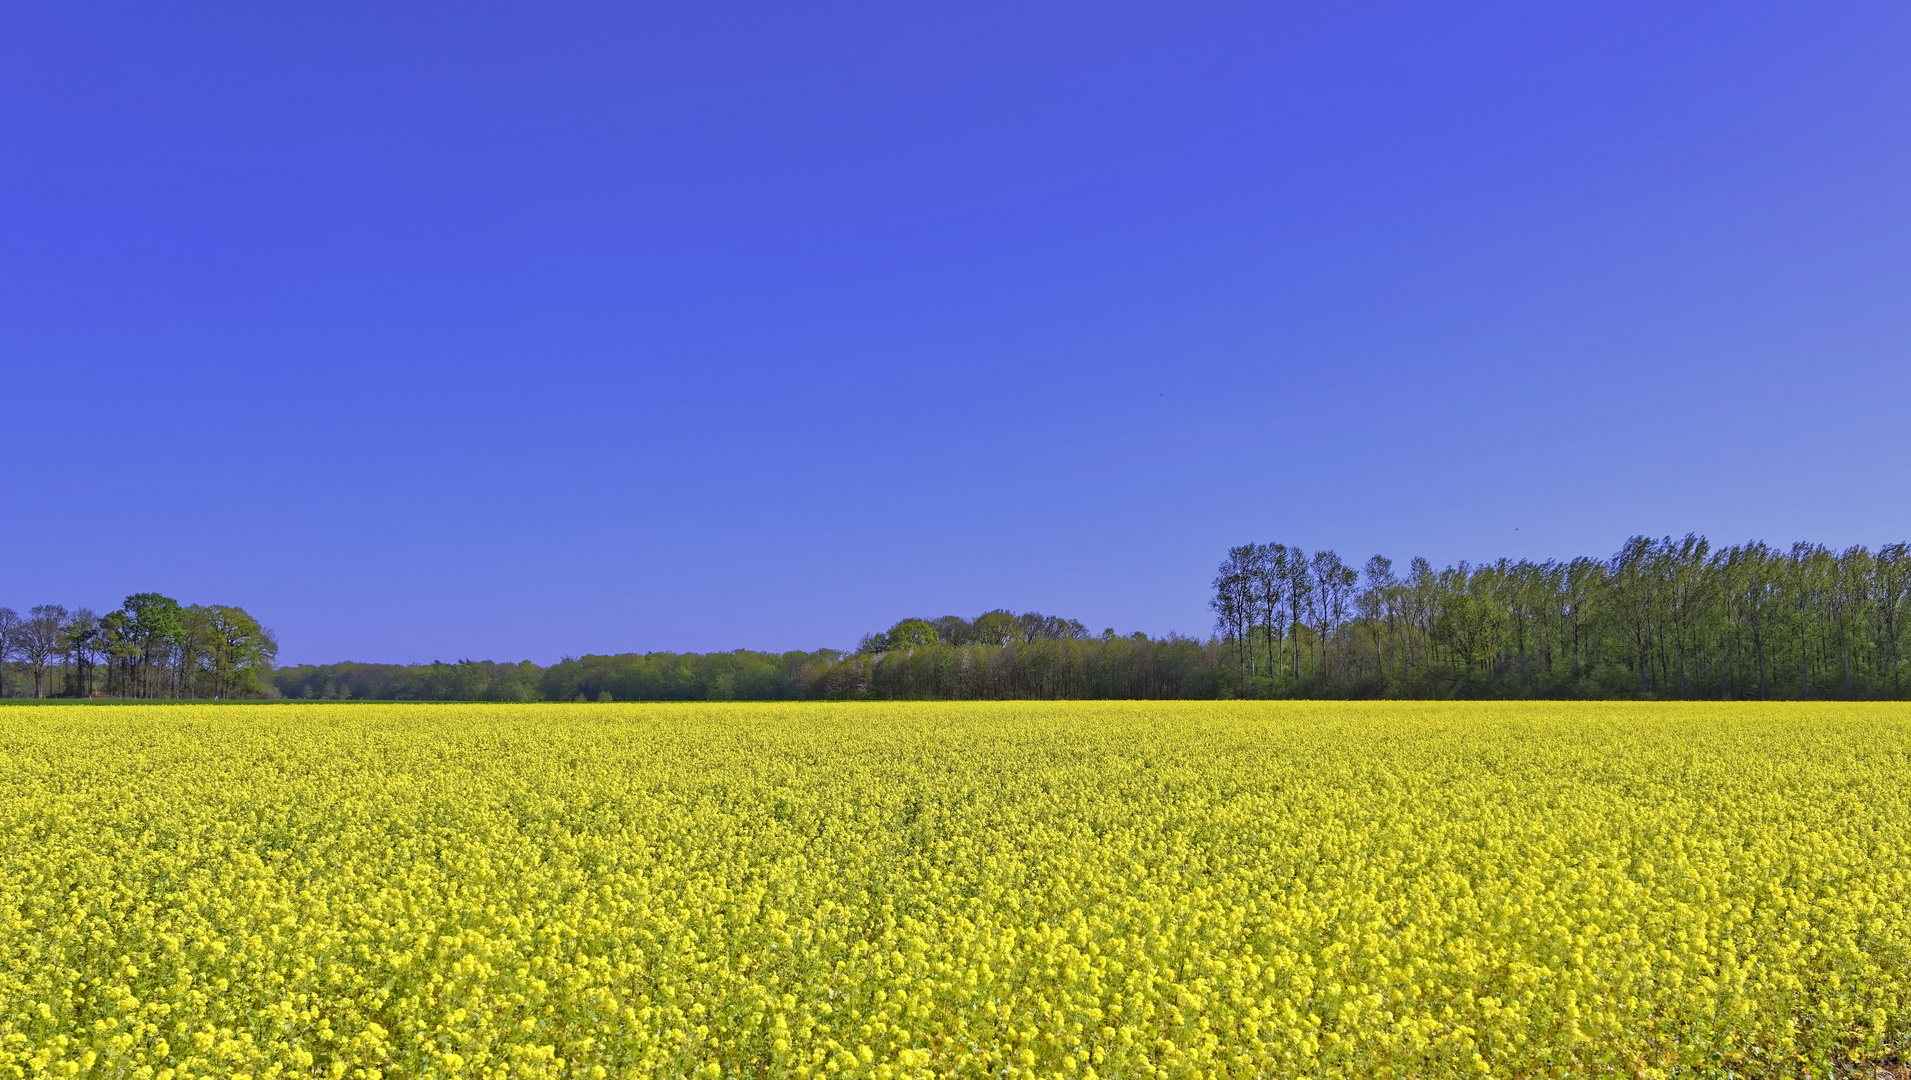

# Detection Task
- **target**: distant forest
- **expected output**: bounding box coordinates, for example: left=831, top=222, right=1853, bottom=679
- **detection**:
left=10, top=535, right=1909, bottom=701
left=272, top=613, right=1223, bottom=703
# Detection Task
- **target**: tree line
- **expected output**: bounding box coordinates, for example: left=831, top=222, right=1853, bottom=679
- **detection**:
left=1209, top=536, right=1911, bottom=699
left=0, top=593, right=278, bottom=699
left=19, top=537, right=1905, bottom=701
left=273, top=652, right=834, bottom=703
left=272, top=610, right=1228, bottom=701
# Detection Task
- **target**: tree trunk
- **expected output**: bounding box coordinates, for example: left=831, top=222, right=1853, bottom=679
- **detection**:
left=1800, top=633, right=1810, bottom=701
left=1752, top=611, right=1767, bottom=701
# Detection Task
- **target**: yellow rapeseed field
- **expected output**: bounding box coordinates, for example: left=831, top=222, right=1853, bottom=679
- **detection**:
left=0, top=702, right=1906, bottom=1079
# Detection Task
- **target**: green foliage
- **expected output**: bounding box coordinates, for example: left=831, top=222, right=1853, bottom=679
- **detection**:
left=970, top=609, right=1021, bottom=646
left=884, top=618, right=941, bottom=649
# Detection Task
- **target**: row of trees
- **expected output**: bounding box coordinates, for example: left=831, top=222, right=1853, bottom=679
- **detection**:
left=272, top=608, right=1218, bottom=702
left=274, top=652, right=841, bottom=702
left=1211, top=536, right=1911, bottom=699
left=829, top=610, right=1223, bottom=698
left=271, top=659, right=543, bottom=702
left=0, top=594, right=278, bottom=699
left=541, top=650, right=842, bottom=701
left=273, top=637, right=1226, bottom=702
left=826, top=634, right=1224, bottom=699
left=23, top=537, right=1904, bottom=702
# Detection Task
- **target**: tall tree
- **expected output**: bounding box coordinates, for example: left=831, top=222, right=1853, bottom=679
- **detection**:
left=1356, top=555, right=1397, bottom=684
left=931, top=615, right=973, bottom=645
left=1210, top=545, right=1257, bottom=674
left=1785, top=543, right=1836, bottom=700
left=0, top=607, right=18, bottom=698
left=1827, top=546, right=1870, bottom=700
left=59, top=608, right=100, bottom=698
left=1663, top=535, right=1711, bottom=698
left=18, top=605, right=67, bottom=698
left=1874, top=543, right=1911, bottom=697
left=97, top=609, right=139, bottom=697
left=1281, top=547, right=1312, bottom=679
left=1721, top=543, right=1780, bottom=700
left=1254, top=544, right=1291, bottom=683
left=120, top=593, right=183, bottom=698
left=190, top=604, right=279, bottom=698
left=1609, top=537, right=1663, bottom=694
left=1308, top=550, right=1356, bottom=680
left=885, top=618, right=941, bottom=650
left=970, top=610, right=1021, bottom=647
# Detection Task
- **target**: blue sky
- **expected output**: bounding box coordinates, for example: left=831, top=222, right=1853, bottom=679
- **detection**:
left=5, top=1, right=1908, bottom=663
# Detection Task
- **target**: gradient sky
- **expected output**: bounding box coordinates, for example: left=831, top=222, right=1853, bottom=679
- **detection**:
left=6, top=1, right=1909, bottom=664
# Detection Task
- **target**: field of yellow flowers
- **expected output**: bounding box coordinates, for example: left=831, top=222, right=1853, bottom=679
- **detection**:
left=0, top=701, right=1906, bottom=1079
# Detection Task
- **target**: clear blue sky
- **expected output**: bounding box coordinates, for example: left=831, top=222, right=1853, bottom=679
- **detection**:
left=6, top=2, right=1908, bottom=664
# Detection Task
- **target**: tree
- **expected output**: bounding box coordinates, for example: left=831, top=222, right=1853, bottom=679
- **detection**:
left=1431, top=563, right=1503, bottom=678
left=1873, top=542, right=1910, bottom=697
left=931, top=615, right=973, bottom=645
left=1401, top=557, right=1438, bottom=681
left=1281, top=548, right=1312, bottom=679
left=1720, top=543, right=1780, bottom=700
left=59, top=608, right=101, bottom=698
left=0, top=607, right=18, bottom=698
left=1609, top=537, right=1664, bottom=695
left=18, top=605, right=67, bottom=698
left=190, top=604, right=279, bottom=698
left=1357, top=556, right=1398, bottom=684
left=97, top=610, right=139, bottom=697
left=1827, top=546, right=1870, bottom=700
left=1209, top=545, right=1257, bottom=673
left=1784, top=543, right=1835, bottom=700
left=1308, top=550, right=1356, bottom=680
left=1016, top=612, right=1087, bottom=642
left=970, top=610, right=1021, bottom=647
left=1663, top=535, right=1710, bottom=698
left=885, top=618, right=941, bottom=650
left=1253, top=544, right=1290, bottom=682
left=120, top=593, right=183, bottom=698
